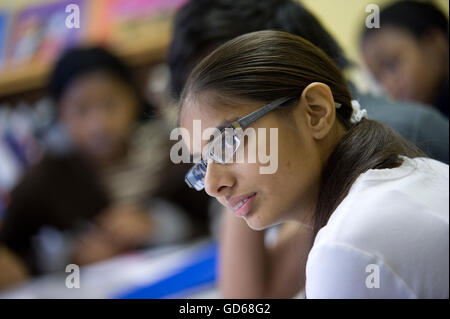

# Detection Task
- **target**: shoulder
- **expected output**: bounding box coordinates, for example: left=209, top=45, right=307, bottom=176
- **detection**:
left=9, top=152, right=76, bottom=195
left=317, top=157, right=448, bottom=244
left=18, top=152, right=98, bottom=189
left=307, top=157, right=449, bottom=298
left=130, top=120, right=171, bottom=162
left=354, top=88, right=447, bottom=128
left=8, top=151, right=108, bottom=214
left=353, top=90, right=449, bottom=163
left=133, top=119, right=171, bottom=145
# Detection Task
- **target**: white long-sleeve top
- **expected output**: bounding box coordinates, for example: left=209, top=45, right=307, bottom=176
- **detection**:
left=305, top=156, right=449, bottom=298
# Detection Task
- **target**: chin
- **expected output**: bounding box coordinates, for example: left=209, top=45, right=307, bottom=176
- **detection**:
left=245, top=221, right=266, bottom=231
left=244, top=211, right=277, bottom=231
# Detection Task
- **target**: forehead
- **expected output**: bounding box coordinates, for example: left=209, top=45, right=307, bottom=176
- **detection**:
left=62, top=72, right=131, bottom=101
left=179, top=93, right=263, bottom=154
left=364, top=27, right=418, bottom=55
left=180, top=93, right=259, bottom=133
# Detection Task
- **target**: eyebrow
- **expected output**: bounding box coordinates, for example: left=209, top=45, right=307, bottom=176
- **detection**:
left=216, top=117, right=239, bottom=132
left=191, top=117, right=240, bottom=160
left=210, top=117, right=240, bottom=144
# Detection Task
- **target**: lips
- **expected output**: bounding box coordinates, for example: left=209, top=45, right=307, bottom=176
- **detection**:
left=226, top=192, right=256, bottom=216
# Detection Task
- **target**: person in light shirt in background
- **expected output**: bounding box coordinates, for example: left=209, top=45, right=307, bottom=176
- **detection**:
left=361, top=0, right=449, bottom=118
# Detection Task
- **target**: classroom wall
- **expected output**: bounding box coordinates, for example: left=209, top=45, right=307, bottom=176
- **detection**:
left=1, top=0, right=448, bottom=66
left=0, top=0, right=49, bottom=12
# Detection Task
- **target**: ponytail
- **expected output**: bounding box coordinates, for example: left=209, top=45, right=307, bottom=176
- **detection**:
left=313, top=118, right=426, bottom=237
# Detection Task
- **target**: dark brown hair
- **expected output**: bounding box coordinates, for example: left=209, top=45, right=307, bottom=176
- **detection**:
left=181, top=30, right=425, bottom=238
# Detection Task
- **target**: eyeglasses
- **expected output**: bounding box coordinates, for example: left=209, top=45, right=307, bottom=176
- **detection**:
left=184, top=96, right=297, bottom=191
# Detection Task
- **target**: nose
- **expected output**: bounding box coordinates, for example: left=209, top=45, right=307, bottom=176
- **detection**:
left=204, top=162, right=235, bottom=197
left=381, top=72, right=404, bottom=100
left=87, top=106, right=110, bottom=134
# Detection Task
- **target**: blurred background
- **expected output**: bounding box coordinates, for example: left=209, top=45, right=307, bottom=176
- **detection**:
left=0, top=0, right=448, bottom=298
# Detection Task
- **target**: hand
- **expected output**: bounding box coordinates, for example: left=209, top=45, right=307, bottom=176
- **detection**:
left=95, top=205, right=154, bottom=250
left=0, top=244, right=28, bottom=290
left=72, top=230, right=119, bottom=266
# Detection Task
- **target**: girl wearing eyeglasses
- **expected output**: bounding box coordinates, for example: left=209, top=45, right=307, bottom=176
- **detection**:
left=178, top=30, right=449, bottom=298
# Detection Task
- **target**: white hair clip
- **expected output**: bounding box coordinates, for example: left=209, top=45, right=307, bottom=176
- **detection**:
left=350, top=100, right=368, bottom=124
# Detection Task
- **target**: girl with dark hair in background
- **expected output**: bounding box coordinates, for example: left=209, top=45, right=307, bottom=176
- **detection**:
left=361, top=0, right=449, bottom=118
left=0, top=47, right=208, bottom=289
left=179, top=31, right=449, bottom=298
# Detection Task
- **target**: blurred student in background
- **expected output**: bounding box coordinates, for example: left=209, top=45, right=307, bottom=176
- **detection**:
left=361, top=0, right=449, bottom=118
left=168, top=0, right=449, bottom=297
left=0, top=47, right=209, bottom=290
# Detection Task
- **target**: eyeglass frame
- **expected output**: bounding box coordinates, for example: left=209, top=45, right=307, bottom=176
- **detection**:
left=184, top=96, right=298, bottom=191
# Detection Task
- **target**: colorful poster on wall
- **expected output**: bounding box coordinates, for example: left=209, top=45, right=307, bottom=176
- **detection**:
left=90, top=0, right=188, bottom=49
left=0, top=12, right=8, bottom=70
left=4, top=0, right=87, bottom=68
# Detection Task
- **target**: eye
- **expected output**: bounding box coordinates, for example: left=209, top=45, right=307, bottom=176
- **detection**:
left=72, top=102, right=90, bottom=118
left=382, top=56, right=399, bottom=73
left=227, top=135, right=240, bottom=158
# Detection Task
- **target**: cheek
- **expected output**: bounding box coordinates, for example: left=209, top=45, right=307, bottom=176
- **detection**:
left=277, top=143, right=320, bottom=199
left=62, top=115, right=89, bottom=142
left=400, top=50, right=422, bottom=79
left=259, top=132, right=320, bottom=216
left=232, top=161, right=266, bottom=188
left=410, top=53, right=440, bottom=100
left=396, top=44, right=431, bottom=83
left=397, top=58, right=431, bottom=101
left=109, top=105, right=137, bottom=136
left=279, top=129, right=321, bottom=192
left=277, top=123, right=316, bottom=173
left=362, top=49, right=381, bottom=77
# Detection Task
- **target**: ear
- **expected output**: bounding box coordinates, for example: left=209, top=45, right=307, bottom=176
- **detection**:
left=299, top=82, right=337, bottom=140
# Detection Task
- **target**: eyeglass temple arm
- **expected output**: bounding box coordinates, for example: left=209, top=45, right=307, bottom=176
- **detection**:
left=236, top=96, right=296, bottom=129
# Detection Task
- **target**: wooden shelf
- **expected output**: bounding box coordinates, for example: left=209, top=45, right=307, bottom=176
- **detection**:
left=0, top=63, right=48, bottom=98
left=0, top=20, right=172, bottom=100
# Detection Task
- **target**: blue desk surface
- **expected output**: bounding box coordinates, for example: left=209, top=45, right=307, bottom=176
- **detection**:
left=0, top=238, right=220, bottom=299
left=115, top=241, right=217, bottom=299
